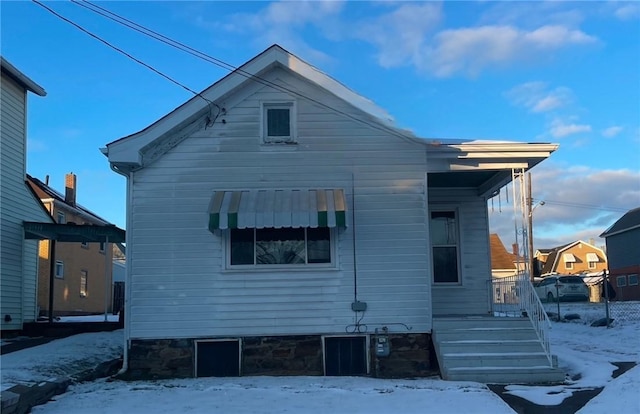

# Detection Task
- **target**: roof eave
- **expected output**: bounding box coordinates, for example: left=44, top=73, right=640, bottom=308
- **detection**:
left=1, top=57, right=46, bottom=96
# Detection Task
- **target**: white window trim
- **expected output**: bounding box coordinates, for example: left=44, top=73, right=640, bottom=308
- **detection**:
left=80, top=270, right=88, bottom=297
left=260, top=101, right=297, bottom=144
left=628, top=274, right=639, bottom=286
left=321, top=335, right=370, bottom=376
left=99, top=241, right=106, bottom=254
left=588, top=261, right=596, bottom=269
left=565, top=262, right=574, bottom=270
left=616, top=275, right=627, bottom=288
left=57, top=211, right=66, bottom=224
left=55, top=260, right=64, bottom=279
left=225, top=228, right=338, bottom=271
left=430, top=208, right=462, bottom=285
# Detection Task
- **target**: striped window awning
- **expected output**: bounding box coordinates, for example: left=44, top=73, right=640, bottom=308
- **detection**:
left=586, top=252, right=599, bottom=263
left=563, top=253, right=576, bottom=263
left=208, top=189, right=347, bottom=231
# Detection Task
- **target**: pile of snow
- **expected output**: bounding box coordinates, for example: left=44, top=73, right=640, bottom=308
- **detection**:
left=32, top=376, right=515, bottom=414
left=1, top=330, right=123, bottom=391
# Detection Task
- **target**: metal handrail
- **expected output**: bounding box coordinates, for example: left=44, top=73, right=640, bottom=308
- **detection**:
left=490, top=273, right=553, bottom=366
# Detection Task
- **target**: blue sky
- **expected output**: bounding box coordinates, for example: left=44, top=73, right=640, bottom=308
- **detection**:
left=2, top=1, right=639, bottom=250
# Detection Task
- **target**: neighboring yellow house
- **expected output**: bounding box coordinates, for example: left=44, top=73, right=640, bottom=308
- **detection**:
left=538, top=240, right=607, bottom=275
left=28, top=173, right=115, bottom=316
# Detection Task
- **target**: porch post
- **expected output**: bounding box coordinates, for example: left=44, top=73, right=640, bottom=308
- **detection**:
left=48, top=239, right=56, bottom=323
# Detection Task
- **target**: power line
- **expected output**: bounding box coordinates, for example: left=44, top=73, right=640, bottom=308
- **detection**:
left=541, top=200, right=629, bottom=213
left=67, top=0, right=420, bottom=144
left=31, top=0, right=219, bottom=124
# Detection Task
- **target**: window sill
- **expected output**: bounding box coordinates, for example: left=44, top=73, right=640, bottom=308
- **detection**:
left=223, top=264, right=339, bottom=273
left=260, top=142, right=299, bottom=151
left=432, top=283, right=464, bottom=287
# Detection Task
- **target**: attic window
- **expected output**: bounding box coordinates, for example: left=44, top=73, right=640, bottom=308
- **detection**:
left=262, top=102, right=295, bottom=144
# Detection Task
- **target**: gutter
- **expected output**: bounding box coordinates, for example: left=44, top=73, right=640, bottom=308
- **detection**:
left=108, top=162, right=131, bottom=376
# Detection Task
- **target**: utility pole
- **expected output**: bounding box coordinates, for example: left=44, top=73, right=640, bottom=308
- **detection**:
left=527, top=172, right=535, bottom=282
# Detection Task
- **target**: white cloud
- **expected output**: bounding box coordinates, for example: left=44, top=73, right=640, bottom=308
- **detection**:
left=27, top=139, right=47, bottom=152
left=489, top=167, right=640, bottom=248
left=212, top=1, right=345, bottom=64
left=506, top=82, right=572, bottom=113
left=424, top=25, right=597, bottom=77
left=614, top=4, right=640, bottom=20
left=602, top=126, right=624, bottom=138
left=549, top=119, right=592, bottom=138
left=354, top=3, right=442, bottom=68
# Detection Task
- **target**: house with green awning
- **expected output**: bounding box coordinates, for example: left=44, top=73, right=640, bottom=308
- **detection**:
left=103, top=45, right=562, bottom=383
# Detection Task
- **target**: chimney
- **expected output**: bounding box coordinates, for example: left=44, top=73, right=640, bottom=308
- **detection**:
left=512, top=243, right=519, bottom=255
left=65, top=173, right=77, bottom=206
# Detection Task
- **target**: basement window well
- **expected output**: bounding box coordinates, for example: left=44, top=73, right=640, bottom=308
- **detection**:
left=323, top=336, right=368, bottom=376
left=195, top=339, right=241, bottom=377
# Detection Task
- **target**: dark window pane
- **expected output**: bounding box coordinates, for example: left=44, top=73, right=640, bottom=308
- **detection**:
left=430, top=211, right=457, bottom=245
left=433, top=246, right=459, bottom=283
left=230, top=229, right=254, bottom=265
left=267, top=108, right=290, bottom=137
left=256, top=228, right=305, bottom=264
left=307, top=227, right=331, bottom=263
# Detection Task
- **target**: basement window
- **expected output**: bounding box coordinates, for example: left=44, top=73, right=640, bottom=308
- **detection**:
left=323, top=336, right=367, bottom=376
left=195, top=339, right=241, bottom=377
left=617, top=276, right=627, bottom=288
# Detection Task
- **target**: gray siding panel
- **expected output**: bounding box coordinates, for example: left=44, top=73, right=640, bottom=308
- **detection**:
left=128, top=69, right=432, bottom=339
left=1, top=73, right=51, bottom=329
left=606, top=231, right=640, bottom=270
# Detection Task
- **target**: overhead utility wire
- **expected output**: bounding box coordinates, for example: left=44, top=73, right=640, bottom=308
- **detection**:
left=31, top=0, right=219, bottom=124
left=541, top=200, right=628, bottom=213
left=69, top=0, right=419, bottom=144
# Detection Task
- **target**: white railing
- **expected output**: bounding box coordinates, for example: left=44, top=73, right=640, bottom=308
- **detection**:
left=490, top=273, right=553, bottom=366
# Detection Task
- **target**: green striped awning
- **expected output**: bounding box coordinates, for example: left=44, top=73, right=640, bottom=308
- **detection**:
left=208, top=189, right=347, bottom=231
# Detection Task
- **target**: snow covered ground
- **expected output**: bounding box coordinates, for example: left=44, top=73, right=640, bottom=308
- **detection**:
left=1, top=302, right=637, bottom=413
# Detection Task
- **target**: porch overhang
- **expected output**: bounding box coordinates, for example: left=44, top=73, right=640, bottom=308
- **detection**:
left=23, top=222, right=126, bottom=243
left=426, top=141, right=559, bottom=197
left=208, top=189, right=347, bottom=231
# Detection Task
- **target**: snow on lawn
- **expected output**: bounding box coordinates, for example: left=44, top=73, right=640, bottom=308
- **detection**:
left=33, top=376, right=516, bottom=414
left=6, top=301, right=640, bottom=413
left=504, top=301, right=639, bottom=409
left=1, top=330, right=123, bottom=391
left=57, top=314, right=119, bottom=323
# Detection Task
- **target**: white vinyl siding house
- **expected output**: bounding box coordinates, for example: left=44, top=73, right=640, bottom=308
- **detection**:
left=127, top=71, right=432, bottom=339
left=105, top=45, right=558, bottom=379
left=1, top=58, right=51, bottom=330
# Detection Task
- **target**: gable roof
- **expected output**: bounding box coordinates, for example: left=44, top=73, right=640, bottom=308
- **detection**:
left=490, top=234, right=518, bottom=270
left=600, top=207, right=640, bottom=238
left=539, top=240, right=606, bottom=274
left=27, top=174, right=111, bottom=225
left=103, top=44, right=558, bottom=192
left=1, top=57, right=46, bottom=96
left=104, top=44, right=410, bottom=169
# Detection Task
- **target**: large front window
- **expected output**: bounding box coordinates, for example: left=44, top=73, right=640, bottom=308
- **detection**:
left=230, top=227, right=331, bottom=266
left=430, top=210, right=460, bottom=283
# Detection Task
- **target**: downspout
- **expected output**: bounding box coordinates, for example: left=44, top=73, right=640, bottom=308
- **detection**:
left=110, top=162, right=132, bottom=375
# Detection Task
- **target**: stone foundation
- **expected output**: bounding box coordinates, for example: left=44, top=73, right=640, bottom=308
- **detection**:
left=243, top=335, right=323, bottom=375
left=370, top=333, right=435, bottom=378
left=125, top=333, right=434, bottom=380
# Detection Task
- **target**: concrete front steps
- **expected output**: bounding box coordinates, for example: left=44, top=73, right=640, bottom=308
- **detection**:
left=432, top=316, right=565, bottom=384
